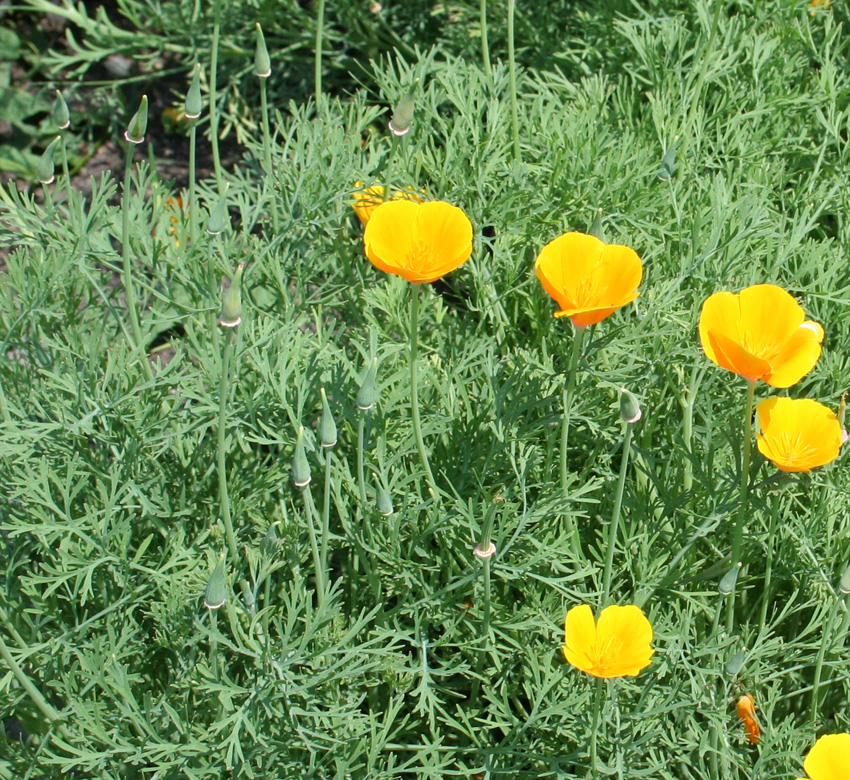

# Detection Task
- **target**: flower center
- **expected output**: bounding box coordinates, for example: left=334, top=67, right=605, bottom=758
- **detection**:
left=406, top=240, right=434, bottom=273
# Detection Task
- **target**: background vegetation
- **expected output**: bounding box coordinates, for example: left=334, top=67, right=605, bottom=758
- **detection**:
left=1, top=0, right=849, bottom=777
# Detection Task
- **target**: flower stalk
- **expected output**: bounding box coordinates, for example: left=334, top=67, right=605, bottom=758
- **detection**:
left=410, top=284, right=438, bottom=495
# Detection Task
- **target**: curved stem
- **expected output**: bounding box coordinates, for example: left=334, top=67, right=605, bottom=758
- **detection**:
left=758, top=488, right=782, bottom=634
left=601, top=424, right=634, bottom=608
left=188, top=123, right=198, bottom=246
left=811, top=593, right=841, bottom=732
left=217, top=332, right=238, bottom=564
left=259, top=77, right=279, bottom=233
left=410, top=284, right=437, bottom=495
left=302, top=484, right=326, bottom=607
left=321, top=448, right=332, bottom=575
left=560, top=326, right=586, bottom=495
left=0, top=630, right=62, bottom=725
left=357, top=416, right=367, bottom=505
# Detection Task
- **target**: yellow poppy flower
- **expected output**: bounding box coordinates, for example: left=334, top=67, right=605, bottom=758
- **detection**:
left=796, top=733, right=850, bottom=780
left=755, top=397, right=842, bottom=473
left=351, top=181, right=423, bottom=226
left=563, top=604, right=654, bottom=679
left=698, top=284, right=823, bottom=388
left=363, top=199, right=473, bottom=284
left=534, top=232, right=642, bottom=327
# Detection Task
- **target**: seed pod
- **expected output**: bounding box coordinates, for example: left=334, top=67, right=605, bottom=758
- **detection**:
left=124, top=95, right=148, bottom=144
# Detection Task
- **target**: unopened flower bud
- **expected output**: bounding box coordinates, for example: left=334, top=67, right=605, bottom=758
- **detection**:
left=840, top=563, right=850, bottom=594
left=52, top=90, right=70, bottom=129
left=356, top=357, right=379, bottom=411
left=292, top=426, right=312, bottom=487
left=657, top=138, right=677, bottom=180
left=254, top=23, right=271, bottom=78
left=619, top=388, right=642, bottom=424
left=206, top=192, right=229, bottom=235
left=124, top=95, right=148, bottom=144
left=185, top=64, right=203, bottom=119
left=719, top=564, right=740, bottom=595
left=319, top=387, right=337, bottom=447
left=37, top=136, right=61, bottom=185
left=204, top=554, right=228, bottom=609
left=389, top=79, right=419, bottom=136
left=376, top=481, right=393, bottom=515
left=589, top=209, right=605, bottom=243
left=725, top=650, right=746, bottom=677
left=219, top=263, right=244, bottom=328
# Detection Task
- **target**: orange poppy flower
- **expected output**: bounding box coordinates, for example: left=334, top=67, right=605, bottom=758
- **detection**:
left=796, top=733, right=850, bottom=780
left=736, top=694, right=760, bottom=745
left=755, top=397, right=842, bottom=473
left=351, top=181, right=423, bottom=226
left=363, top=199, right=473, bottom=284
left=534, top=232, right=642, bottom=327
left=698, top=284, right=823, bottom=388
left=563, top=604, right=654, bottom=679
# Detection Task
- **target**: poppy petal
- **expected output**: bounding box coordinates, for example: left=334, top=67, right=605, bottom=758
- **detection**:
left=801, top=733, right=850, bottom=780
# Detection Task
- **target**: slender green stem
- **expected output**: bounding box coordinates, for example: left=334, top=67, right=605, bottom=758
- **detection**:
left=410, top=284, right=438, bottom=495
left=121, top=148, right=154, bottom=383
left=209, top=609, right=220, bottom=678
left=0, top=630, right=62, bottom=725
left=839, top=592, right=850, bottom=649
left=726, top=379, right=756, bottom=634
left=589, top=678, right=603, bottom=779
left=188, top=123, right=198, bottom=247
left=217, top=332, right=239, bottom=564
left=303, top=485, right=326, bottom=606
left=681, top=364, right=701, bottom=493
left=59, top=136, right=75, bottom=233
left=560, top=326, right=586, bottom=495
left=259, top=77, right=279, bottom=232
left=209, top=0, right=224, bottom=193
left=357, top=416, right=367, bottom=505
left=601, top=424, right=634, bottom=608
left=506, top=0, right=520, bottom=161
left=758, top=488, right=782, bottom=635
left=811, top=593, right=841, bottom=732
left=314, top=0, right=326, bottom=112
left=479, top=0, right=491, bottom=79
left=321, top=449, right=332, bottom=575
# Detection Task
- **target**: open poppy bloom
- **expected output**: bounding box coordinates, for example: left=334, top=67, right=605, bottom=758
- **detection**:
left=534, top=232, right=642, bottom=327
left=563, top=604, right=654, bottom=678
left=363, top=199, right=473, bottom=284
left=796, top=733, right=850, bottom=780
left=351, top=181, right=423, bottom=226
left=755, top=397, right=842, bottom=472
left=736, top=694, right=760, bottom=745
left=698, top=284, right=824, bottom=388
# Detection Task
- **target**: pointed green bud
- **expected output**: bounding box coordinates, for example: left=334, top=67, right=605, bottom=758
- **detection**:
left=376, top=481, right=393, bottom=516
left=254, top=23, right=271, bottom=78
left=588, top=209, right=605, bottom=242
left=185, top=64, right=203, bottom=119
left=52, top=90, right=70, bottom=130
left=725, top=650, right=746, bottom=677
left=206, top=191, right=229, bottom=235
left=204, top=554, right=228, bottom=609
left=657, top=138, right=677, bottom=180
left=619, top=388, right=642, bottom=424
left=292, top=426, right=312, bottom=487
left=356, top=357, right=379, bottom=411
left=718, top=564, right=740, bottom=595
left=389, top=78, right=419, bottom=136
left=219, top=263, right=244, bottom=328
left=124, top=95, right=148, bottom=144
left=840, top=562, right=850, bottom=595
left=263, top=522, right=280, bottom=555
left=37, top=136, right=61, bottom=185
left=319, top=387, right=337, bottom=447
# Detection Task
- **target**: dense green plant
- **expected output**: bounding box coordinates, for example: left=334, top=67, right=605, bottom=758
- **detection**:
left=2, top=1, right=850, bottom=778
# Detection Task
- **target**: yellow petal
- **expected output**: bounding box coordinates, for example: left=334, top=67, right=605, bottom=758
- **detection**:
left=411, top=201, right=473, bottom=282
left=563, top=604, right=598, bottom=674
left=737, top=284, right=803, bottom=358
left=765, top=324, right=824, bottom=388
left=756, top=397, right=842, bottom=472
left=352, top=182, right=386, bottom=226
left=595, top=604, right=654, bottom=677
left=802, top=733, right=850, bottom=780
